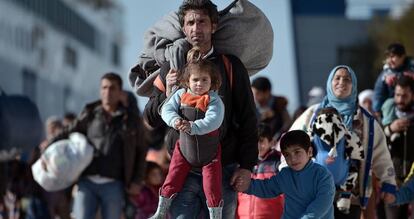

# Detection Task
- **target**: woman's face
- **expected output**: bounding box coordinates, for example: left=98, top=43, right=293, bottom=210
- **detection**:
left=331, top=68, right=353, bottom=99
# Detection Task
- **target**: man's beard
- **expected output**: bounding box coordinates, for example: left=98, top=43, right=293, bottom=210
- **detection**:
left=397, top=103, right=412, bottom=112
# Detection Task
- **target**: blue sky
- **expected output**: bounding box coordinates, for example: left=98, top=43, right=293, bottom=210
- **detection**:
left=120, top=0, right=299, bottom=112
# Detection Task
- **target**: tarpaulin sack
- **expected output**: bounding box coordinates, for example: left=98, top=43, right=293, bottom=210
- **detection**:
left=31, top=132, right=93, bottom=191
left=129, top=0, right=274, bottom=97
left=0, top=89, right=43, bottom=161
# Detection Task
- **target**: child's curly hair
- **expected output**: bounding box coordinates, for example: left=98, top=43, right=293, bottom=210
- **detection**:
left=179, top=46, right=222, bottom=91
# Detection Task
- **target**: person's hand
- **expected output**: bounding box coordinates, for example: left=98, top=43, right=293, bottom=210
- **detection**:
left=403, top=71, right=414, bottom=80
left=127, top=182, right=143, bottom=195
left=390, top=118, right=410, bottom=133
left=166, top=68, right=178, bottom=97
left=174, top=118, right=183, bottom=130
left=230, top=168, right=252, bottom=191
left=179, top=120, right=191, bottom=133
left=233, top=175, right=251, bottom=192
left=374, top=112, right=382, bottom=120
left=261, top=109, right=274, bottom=120
left=175, top=120, right=191, bottom=133
left=385, top=74, right=397, bottom=86
left=40, top=157, right=48, bottom=171
left=382, top=192, right=396, bottom=204
left=39, top=140, right=49, bottom=152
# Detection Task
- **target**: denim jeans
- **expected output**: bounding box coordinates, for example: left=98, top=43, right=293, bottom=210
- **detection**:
left=170, top=164, right=237, bottom=218
left=73, top=178, right=125, bottom=219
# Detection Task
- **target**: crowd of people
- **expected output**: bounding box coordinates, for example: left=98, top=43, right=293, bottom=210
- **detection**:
left=1, top=0, right=414, bottom=219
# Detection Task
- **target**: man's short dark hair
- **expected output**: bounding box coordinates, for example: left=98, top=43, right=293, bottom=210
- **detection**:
left=386, top=43, right=406, bottom=57
left=258, top=123, right=273, bottom=141
left=280, top=130, right=311, bottom=152
left=101, top=72, right=122, bottom=89
left=251, top=77, right=272, bottom=92
left=178, top=0, right=219, bottom=27
left=396, top=75, right=414, bottom=93
left=63, top=112, right=76, bottom=121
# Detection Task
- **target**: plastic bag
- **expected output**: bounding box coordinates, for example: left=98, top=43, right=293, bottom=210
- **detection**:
left=31, top=133, right=93, bottom=191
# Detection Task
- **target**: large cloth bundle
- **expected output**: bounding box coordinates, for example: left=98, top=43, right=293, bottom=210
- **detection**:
left=129, top=0, right=274, bottom=97
left=0, top=90, right=43, bottom=161
left=32, top=133, right=93, bottom=191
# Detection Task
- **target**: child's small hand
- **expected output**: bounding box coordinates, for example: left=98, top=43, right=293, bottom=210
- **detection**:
left=174, top=119, right=183, bottom=130
left=175, top=119, right=191, bottom=133
left=180, top=120, right=191, bottom=133
left=382, top=192, right=396, bottom=204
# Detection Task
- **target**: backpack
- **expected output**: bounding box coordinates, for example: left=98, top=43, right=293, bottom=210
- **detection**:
left=128, top=0, right=272, bottom=97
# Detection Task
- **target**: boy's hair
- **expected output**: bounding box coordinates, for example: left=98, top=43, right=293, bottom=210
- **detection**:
left=179, top=46, right=222, bottom=91
left=386, top=43, right=406, bottom=57
left=258, top=123, right=273, bottom=141
left=178, top=0, right=219, bottom=27
left=396, top=75, right=414, bottom=93
left=101, top=72, right=123, bottom=89
left=280, top=130, right=311, bottom=152
left=251, top=77, right=272, bottom=92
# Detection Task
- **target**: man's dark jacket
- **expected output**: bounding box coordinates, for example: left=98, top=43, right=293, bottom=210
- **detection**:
left=144, top=51, right=258, bottom=171
left=51, top=100, right=147, bottom=186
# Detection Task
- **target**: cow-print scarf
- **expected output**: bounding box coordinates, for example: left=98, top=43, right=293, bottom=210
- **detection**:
left=311, top=108, right=364, bottom=214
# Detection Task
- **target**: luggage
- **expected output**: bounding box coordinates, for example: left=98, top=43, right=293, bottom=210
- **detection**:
left=129, top=0, right=274, bottom=97
left=31, top=133, right=93, bottom=191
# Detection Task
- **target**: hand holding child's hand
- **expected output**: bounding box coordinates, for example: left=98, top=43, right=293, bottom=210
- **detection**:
left=382, top=192, right=396, bottom=204
left=231, top=168, right=252, bottom=192
left=233, top=176, right=251, bottom=192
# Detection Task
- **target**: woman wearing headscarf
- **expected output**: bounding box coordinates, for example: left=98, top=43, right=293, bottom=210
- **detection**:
left=288, top=65, right=397, bottom=218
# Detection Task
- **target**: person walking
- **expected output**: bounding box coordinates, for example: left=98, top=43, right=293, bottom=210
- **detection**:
left=138, top=1, right=258, bottom=218
left=48, top=73, right=147, bottom=219
left=289, top=65, right=397, bottom=218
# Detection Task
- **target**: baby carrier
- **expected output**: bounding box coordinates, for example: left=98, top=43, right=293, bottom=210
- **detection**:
left=179, top=92, right=220, bottom=167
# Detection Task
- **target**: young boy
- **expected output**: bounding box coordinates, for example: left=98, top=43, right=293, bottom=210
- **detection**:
left=236, top=123, right=284, bottom=218
left=235, top=130, right=335, bottom=219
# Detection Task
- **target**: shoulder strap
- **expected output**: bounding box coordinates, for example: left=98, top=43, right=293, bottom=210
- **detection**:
left=310, top=107, right=321, bottom=130
left=153, top=75, right=166, bottom=93
left=359, top=106, right=375, bottom=207
left=222, top=55, right=233, bottom=89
